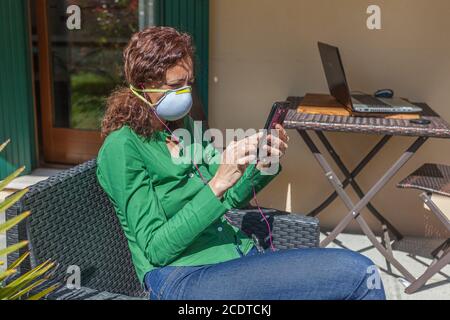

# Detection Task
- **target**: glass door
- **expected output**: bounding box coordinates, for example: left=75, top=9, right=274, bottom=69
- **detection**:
left=34, top=0, right=145, bottom=164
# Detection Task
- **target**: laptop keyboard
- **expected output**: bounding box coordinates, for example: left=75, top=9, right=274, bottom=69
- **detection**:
left=352, top=94, right=390, bottom=107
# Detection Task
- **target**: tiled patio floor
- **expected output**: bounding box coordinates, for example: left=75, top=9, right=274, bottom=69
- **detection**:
left=321, top=232, right=449, bottom=300
left=1, top=169, right=449, bottom=299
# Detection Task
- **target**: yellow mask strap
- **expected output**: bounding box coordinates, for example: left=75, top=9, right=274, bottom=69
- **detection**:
left=129, top=85, right=192, bottom=106
left=131, top=85, right=192, bottom=94
left=175, top=87, right=192, bottom=95
left=132, top=86, right=168, bottom=93
left=129, top=85, right=157, bottom=107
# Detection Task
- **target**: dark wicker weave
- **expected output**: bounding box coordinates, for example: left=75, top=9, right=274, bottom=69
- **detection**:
left=397, top=163, right=450, bottom=197
left=284, top=96, right=450, bottom=138
left=6, top=159, right=319, bottom=300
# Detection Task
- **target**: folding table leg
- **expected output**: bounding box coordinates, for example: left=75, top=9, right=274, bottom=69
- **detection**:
left=306, top=135, right=391, bottom=217
left=355, top=214, right=416, bottom=282
left=314, top=132, right=403, bottom=241
left=431, top=242, right=449, bottom=266
left=323, top=167, right=416, bottom=282
left=431, top=239, right=450, bottom=260
left=405, top=251, right=450, bottom=294
left=318, top=134, right=427, bottom=245
left=381, top=224, right=393, bottom=273
left=315, top=131, right=398, bottom=267
left=298, top=130, right=427, bottom=282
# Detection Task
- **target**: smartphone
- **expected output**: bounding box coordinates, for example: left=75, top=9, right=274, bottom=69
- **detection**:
left=264, top=101, right=291, bottom=130
left=257, top=102, right=291, bottom=163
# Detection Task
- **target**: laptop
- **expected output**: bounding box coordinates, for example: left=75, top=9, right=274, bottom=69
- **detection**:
left=318, top=42, right=422, bottom=113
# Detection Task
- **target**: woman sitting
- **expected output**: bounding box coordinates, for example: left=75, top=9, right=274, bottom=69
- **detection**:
left=96, top=26, right=386, bottom=300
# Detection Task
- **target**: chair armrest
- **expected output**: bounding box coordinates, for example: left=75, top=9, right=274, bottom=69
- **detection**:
left=225, top=208, right=320, bottom=250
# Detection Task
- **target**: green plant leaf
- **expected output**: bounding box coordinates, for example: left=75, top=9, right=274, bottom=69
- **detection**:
left=0, top=139, right=10, bottom=153
left=0, top=241, right=29, bottom=257
left=0, top=166, right=25, bottom=192
left=27, top=284, right=59, bottom=301
left=0, top=188, right=28, bottom=213
left=0, top=260, right=55, bottom=299
left=7, top=252, right=30, bottom=270
left=0, top=269, right=17, bottom=282
left=9, top=278, right=46, bottom=300
left=3, top=260, right=53, bottom=288
left=0, top=211, right=31, bottom=234
left=0, top=139, right=57, bottom=301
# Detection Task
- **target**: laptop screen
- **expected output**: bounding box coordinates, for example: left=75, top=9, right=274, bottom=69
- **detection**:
left=318, top=42, right=353, bottom=110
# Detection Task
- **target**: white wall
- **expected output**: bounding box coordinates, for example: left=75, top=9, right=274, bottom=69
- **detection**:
left=209, top=0, right=450, bottom=237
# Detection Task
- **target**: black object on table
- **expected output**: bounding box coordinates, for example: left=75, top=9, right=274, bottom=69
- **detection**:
left=410, top=118, right=431, bottom=125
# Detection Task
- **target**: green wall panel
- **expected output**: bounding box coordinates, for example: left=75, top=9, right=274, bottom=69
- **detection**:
left=157, top=0, right=209, bottom=116
left=0, top=0, right=36, bottom=179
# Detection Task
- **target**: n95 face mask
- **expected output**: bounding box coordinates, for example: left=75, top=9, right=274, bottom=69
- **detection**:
left=130, top=85, right=193, bottom=121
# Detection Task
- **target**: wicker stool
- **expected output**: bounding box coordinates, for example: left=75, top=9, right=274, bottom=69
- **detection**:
left=398, top=163, right=450, bottom=294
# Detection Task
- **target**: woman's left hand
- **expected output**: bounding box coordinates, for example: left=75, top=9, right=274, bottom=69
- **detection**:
left=256, top=124, right=289, bottom=170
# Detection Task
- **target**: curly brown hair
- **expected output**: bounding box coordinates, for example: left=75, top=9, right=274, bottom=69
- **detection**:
left=101, top=26, right=195, bottom=139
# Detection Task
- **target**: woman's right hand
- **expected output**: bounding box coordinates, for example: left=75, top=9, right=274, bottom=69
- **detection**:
left=208, top=132, right=262, bottom=198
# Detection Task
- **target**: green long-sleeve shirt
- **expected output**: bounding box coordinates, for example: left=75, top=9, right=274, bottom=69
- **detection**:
left=96, top=116, right=281, bottom=284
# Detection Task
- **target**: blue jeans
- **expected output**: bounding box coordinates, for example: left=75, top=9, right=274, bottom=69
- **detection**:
left=144, top=246, right=386, bottom=300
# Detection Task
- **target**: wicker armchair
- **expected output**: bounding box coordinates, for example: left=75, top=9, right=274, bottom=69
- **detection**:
left=6, top=159, right=320, bottom=300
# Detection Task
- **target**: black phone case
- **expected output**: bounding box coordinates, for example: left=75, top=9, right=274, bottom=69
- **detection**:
left=264, top=101, right=291, bottom=130
left=257, top=101, right=291, bottom=163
